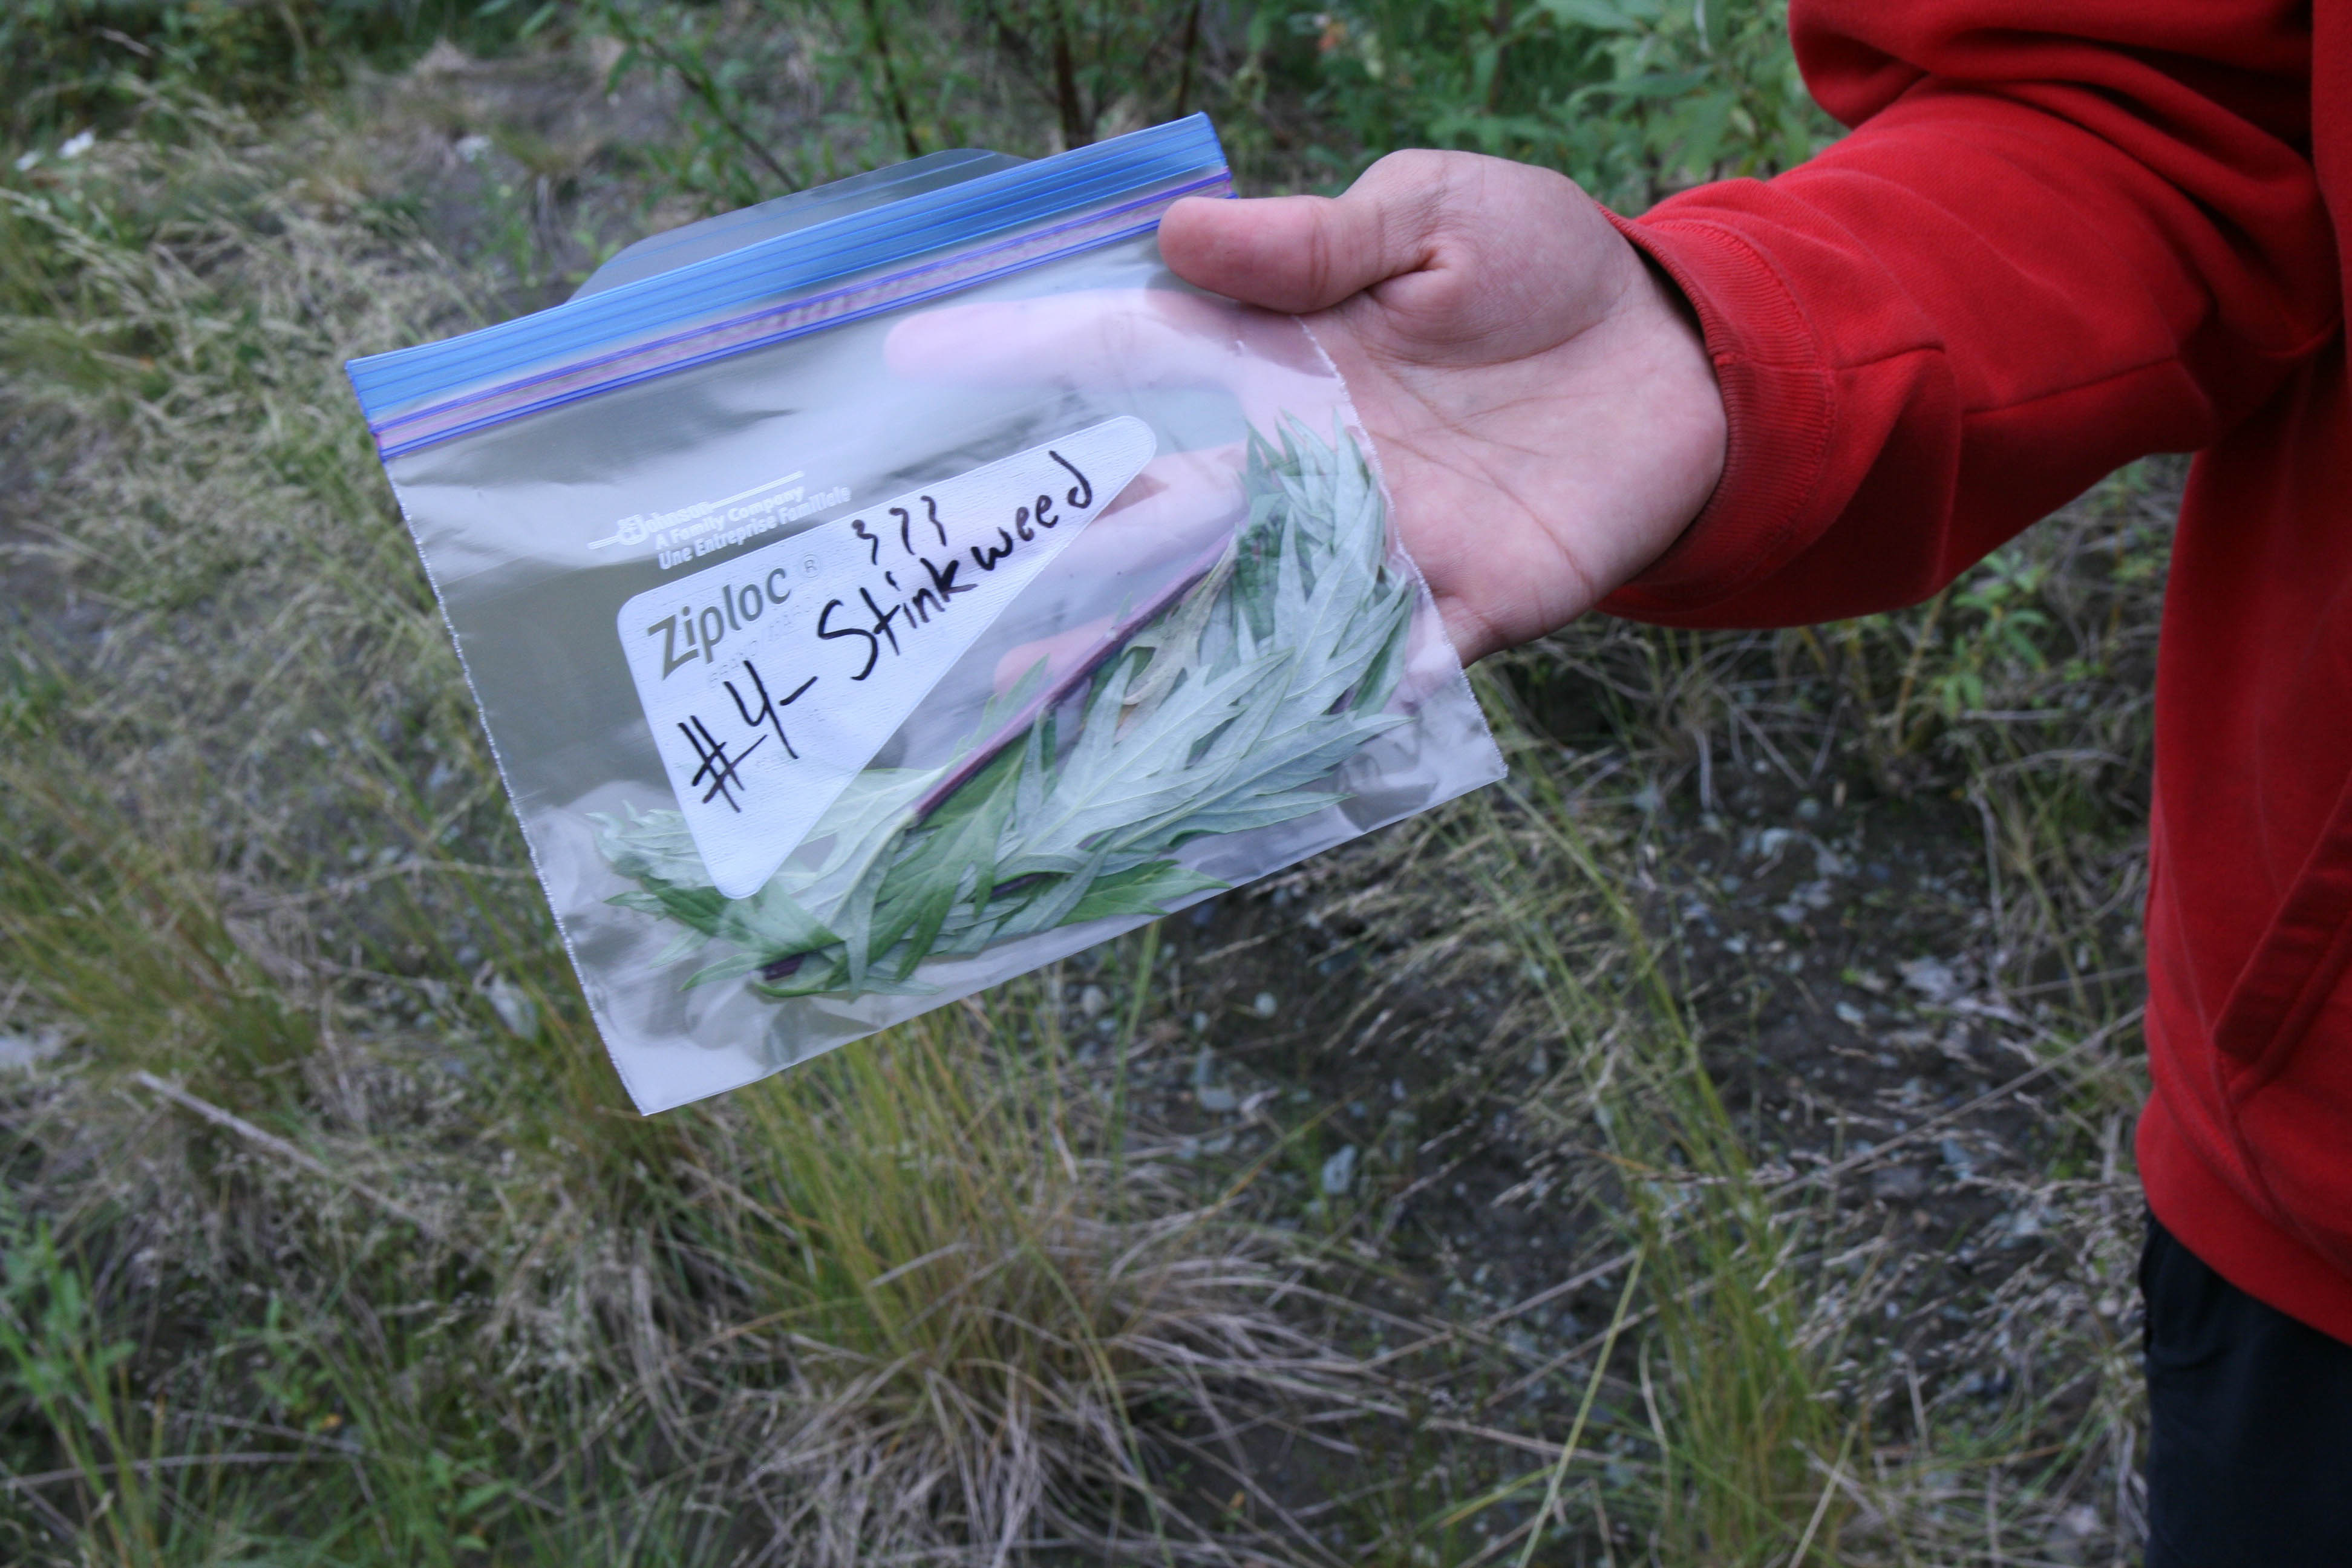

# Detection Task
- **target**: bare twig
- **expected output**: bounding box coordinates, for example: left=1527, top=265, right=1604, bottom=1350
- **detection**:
left=858, top=0, right=924, bottom=159
left=1, top=1449, right=338, bottom=1492
left=128, top=1071, right=449, bottom=1244
left=607, top=11, right=802, bottom=193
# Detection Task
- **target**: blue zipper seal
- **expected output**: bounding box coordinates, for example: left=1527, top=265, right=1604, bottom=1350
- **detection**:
left=348, top=115, right=1230, bottom=461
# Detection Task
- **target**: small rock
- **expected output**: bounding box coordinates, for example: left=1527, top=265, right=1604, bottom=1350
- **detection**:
left=1899, top=956, right=1962, bottom=1004
left=1834, top=1001, right=1868, bottom=1028
left=1958, top=1368, right=2012, bottom=1400
left=485, top=977, right=539, bottom=1040
left=1077, top=984, right=1109, bottom=1019
left=1320, top=1145, right=1357, bottom=1197
left=0, top=1030, right=66, bottom=1071
left=1870, top=1166, right=1927, bottom=1202
left=1192, top=1046, right=1236, bottom=1112
left=1251, top=991, right=1278, bottom=1019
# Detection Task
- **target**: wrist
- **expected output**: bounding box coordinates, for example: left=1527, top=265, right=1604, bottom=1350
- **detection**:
left=1597, top=210, right=1828, bottom=619
left=1639, top=248, right=1728, bottom=525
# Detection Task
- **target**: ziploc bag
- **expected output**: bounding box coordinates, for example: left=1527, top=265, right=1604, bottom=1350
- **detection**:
left=346, top=116, right=1504, bottom=1113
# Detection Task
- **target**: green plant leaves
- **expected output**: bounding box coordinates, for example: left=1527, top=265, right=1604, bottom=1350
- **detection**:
left=599, top=419, right=1416, bottom=1002
left=1280, top=0, right=1835, bottom=207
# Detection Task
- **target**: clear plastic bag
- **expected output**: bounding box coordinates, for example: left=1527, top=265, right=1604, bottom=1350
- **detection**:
left=348, top=117, right=1503, bottom=1112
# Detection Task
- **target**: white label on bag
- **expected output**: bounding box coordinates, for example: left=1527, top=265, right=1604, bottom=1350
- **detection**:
left=616, top=416, right=1157, bottom=900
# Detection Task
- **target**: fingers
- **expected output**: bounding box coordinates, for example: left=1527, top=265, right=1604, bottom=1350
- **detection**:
left=885, top=289, right=1256, bottom=386
left=883, top=290, right=1344, bottom=432
left=1066, top=446, right=1245, bottom=567
left=1158, top=151, right=1450, bottom=314
left=993, top=619, right=1110, bottom=694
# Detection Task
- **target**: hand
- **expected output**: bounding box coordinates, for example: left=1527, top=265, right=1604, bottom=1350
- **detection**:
left=1158, top=149, right=1727, bottom=663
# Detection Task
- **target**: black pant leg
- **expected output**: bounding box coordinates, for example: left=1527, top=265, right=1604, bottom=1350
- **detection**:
left=2141, top=1213, right=2352, bottom=1567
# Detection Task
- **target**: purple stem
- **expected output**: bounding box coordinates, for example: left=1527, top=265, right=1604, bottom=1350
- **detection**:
left=759, top=535, right=1233, bottom=984
left=907, top=532, right=1233, bottom=826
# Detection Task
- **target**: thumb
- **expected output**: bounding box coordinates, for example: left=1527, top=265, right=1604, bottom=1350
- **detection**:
left=1159, top=152, right=1445, bottom=314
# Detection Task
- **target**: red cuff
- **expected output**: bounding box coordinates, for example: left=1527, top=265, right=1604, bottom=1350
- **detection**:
left=1597, top=206, right=1840, bottom=621
left=2140, top=1089, right=2352, bottom=1347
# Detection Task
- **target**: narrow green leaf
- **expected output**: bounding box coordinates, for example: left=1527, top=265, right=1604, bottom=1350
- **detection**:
left=1065, top=861, right=1226, bottom=924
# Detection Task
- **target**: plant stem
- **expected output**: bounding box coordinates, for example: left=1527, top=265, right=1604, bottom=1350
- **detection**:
left=1172, top=0, right=1203, bottom=118
left=1487, top=0, right=1512, bottom=112
left=860, top=0, right=924, bottom=160
left=1514, top=1247, right=1644, bottom=1568
left=907, top=534, right=1229, bottom=827
left=1889, top=583, right=1950, bottom=756
left=1108, top=920, right=1158, bottom=1220
left=618, top=15, right=802, bottom=193
left=1049, top=0, right=1088, bottom=147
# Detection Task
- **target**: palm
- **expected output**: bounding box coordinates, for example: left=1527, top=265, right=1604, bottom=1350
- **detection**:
left=1160, top=151, right=1726, bottom=662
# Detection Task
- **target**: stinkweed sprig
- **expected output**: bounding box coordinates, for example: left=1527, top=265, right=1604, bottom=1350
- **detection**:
left=594, top=419, right=1413, bottom=1000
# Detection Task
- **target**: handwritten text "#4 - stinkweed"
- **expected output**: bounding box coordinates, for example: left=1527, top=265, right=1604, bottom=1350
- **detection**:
left=615, top=416, right=1157, bottom=900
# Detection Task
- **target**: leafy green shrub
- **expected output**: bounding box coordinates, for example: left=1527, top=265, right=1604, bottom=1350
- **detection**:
left=576, top=0, right=1835, bottom=217
left=1243, top=0, right=1835, bottom=200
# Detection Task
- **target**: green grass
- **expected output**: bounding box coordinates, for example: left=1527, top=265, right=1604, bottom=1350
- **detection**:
left=1436, top=755, right=1850, bottom=1566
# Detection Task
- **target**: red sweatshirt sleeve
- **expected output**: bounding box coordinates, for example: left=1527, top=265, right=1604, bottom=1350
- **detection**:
left=1599, top=0, right=2337, bottom=628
